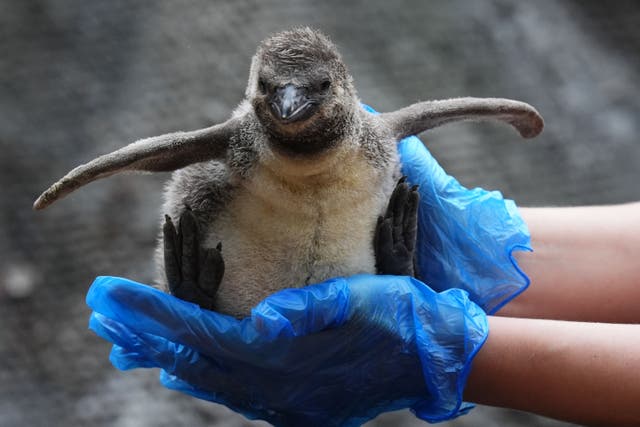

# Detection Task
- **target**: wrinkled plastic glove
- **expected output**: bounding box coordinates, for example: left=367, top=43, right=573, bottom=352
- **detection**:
left=88, top=275, right=488, bottom=427
left=363, top=104, right=531, bottom=313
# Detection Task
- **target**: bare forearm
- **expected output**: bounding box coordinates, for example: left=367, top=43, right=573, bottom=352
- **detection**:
left=465, top=316, right=640, bottom=427
left=499, top=203, right=640, bottom=322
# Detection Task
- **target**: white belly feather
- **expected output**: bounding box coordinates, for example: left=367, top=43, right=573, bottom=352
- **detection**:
left=205, top=151, right=395, bottom=316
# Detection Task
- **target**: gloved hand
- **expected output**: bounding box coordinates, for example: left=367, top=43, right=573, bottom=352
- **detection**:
left=87, top=275, right=488, bottom=427
left=363, top=104, right=531, bottom=313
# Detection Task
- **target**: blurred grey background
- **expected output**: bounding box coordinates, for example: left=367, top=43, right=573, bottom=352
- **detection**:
left=1, top=1, right=638, bottom=426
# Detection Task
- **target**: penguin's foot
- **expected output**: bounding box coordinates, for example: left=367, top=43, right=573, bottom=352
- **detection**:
left=374, top=176, right=419, bottom=277
left=163, top=208, right=224, bottom=310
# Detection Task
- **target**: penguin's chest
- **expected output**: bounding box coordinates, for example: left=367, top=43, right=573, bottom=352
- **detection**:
left=205, top=166, right=391, bottom=315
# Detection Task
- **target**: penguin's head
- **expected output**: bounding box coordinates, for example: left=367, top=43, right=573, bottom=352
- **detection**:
left=248, top=27, right=357, bottom=158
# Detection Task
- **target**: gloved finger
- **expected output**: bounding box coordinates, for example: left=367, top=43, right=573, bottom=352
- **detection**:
left=160, top=370, right=296, bottom=427
left=89, top=278, right=244, bottom=357
left=136, top=336, right=230, bottom=387
left=110, top=345, right=157, bottom=370
left=87, top=276, right=350, bottom=353
left=158, top=371, right=271, bottom=424
left=160, top=371, right=222, bottom=403
left=246, top=277, right=350, bottom=338
left=89, top=311, right=148, bottom=352
left=87, top=276, right=237, bottom=352
left=342, top=273, right=425, bottom=300
left=91, top=310, right=236, bottom=387
left=89, top=311, right=172, bottom=370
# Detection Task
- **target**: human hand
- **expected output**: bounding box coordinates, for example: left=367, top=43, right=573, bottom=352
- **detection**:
left=363, top=104, right=532, bottom=313
left=87, top=275, right=488, bottom=427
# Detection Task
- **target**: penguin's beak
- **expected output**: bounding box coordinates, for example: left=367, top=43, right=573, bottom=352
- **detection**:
left=269, top=84, right=317, bottom=122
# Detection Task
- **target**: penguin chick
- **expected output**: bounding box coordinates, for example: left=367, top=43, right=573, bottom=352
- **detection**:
left=34, top=27, right=544, bottom=318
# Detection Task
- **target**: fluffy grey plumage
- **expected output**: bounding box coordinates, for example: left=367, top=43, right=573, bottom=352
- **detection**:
left=34, top=27, right=543, bottom=317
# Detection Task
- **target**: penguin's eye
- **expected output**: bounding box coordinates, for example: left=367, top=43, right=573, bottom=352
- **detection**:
left=258, top=79, right=267, bottom=94
left=320, top=80, right=332, bottom=92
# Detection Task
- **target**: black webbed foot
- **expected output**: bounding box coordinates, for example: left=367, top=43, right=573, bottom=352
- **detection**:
left=374, top=177, right=419, bottom=277
left=163, top=208, right=224, bottom=310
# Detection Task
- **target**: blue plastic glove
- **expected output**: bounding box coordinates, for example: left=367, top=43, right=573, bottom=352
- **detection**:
left=87, top=275, right=488, bottom=427
left=362, top=104, right=531, bottom=313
